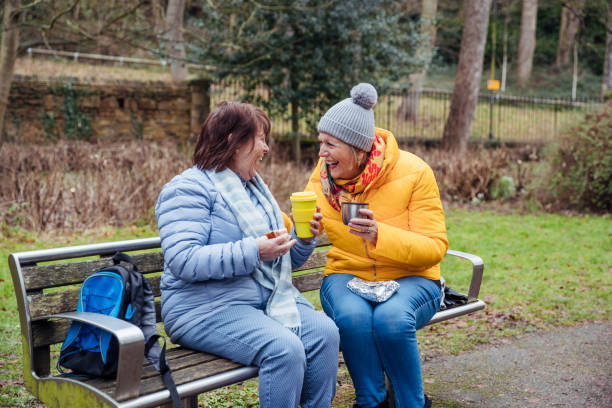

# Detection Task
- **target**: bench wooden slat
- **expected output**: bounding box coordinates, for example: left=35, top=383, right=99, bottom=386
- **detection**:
left=292, top=271, right=325, bottom=292
left=28, top=265, right=329, bottom=321
left=83, top=347, right=219, bottom=391
left=93, top=353, right=245, bottom=397
left=23, top=238, right=329, bottom=292
left=22, top=252, right=165, bottom=291
left=292, top=249, right=328, bottom=272
left=139, top=356, right=245, bottom=396
left=28, top=276, right=162, bottom=319
left=29, top=268, right=327, bottom=346
left=315, top=234, right=330, bottom=246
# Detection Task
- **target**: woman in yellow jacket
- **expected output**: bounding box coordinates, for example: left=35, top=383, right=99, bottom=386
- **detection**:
left=306, top=83, right=448, bottom=408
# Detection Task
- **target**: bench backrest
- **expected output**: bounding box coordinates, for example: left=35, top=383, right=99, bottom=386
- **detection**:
left=9, top=236, right=330, bottom=376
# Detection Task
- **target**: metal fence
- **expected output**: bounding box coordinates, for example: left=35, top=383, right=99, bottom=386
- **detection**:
left=375, top=88, right=603, bottom=143
left=208, top=81, right=603, bottom=144
left=25, top=49, right=602, bottom=143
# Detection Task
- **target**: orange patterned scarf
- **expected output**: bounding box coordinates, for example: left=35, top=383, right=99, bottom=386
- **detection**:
left=320, top=133, right=386, bottom=211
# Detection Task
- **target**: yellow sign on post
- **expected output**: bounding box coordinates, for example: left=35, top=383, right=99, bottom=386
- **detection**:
left=487, top=79, right=501, bottom=91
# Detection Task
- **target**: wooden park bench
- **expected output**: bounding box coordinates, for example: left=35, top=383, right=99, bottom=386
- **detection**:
left=9, top=234, right=485, bottom=408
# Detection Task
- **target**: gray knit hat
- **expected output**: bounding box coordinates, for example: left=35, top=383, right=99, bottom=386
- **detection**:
left=317, top=83, right=378, bottom=151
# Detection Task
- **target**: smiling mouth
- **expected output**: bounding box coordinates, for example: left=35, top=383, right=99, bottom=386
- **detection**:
left=326, top=161, right=339, bottom=168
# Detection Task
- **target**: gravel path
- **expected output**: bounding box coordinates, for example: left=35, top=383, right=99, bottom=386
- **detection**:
left=422, top=321, right=612, bottom=408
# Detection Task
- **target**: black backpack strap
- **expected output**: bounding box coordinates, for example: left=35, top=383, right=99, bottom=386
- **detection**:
left=112, top=252, right=138, bottom=271
left=145, top=335, right=182, bottom=408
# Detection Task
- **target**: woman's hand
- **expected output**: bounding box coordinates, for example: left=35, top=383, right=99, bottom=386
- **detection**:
left=290, top=206, right=323, bottom=244
left=348, top=208, right=378, bottom=245
left=256, top=230, right=296, bottom=261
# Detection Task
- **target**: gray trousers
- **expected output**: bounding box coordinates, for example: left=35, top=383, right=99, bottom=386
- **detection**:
left=177, top=299, right=340, bottom=408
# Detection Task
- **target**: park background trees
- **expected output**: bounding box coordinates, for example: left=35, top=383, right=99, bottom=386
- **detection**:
left=183, top=0, right=424, bottom=160
left=442, top=0, right=492, bottom=152
left=1, top=0, right=610, bottom=152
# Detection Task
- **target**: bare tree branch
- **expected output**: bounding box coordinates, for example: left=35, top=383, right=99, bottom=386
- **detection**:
left=47, top=0, right=81, bottom=30
left=19, top=0, right=44, bottom=10
left=104, top=0, right=148, bottom=31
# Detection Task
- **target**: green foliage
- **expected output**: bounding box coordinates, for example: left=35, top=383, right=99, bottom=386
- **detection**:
left=130, top=111, right=144, bottom=140
left=59, top=78, right=92, bottom=140
left=540, top=104, right=612, bottom=212
left=432, top=1, right=463, bottom=65
left=42, top=77, right=93, bottom=141
left=529, top=0, right=607, bottom=72
left=532, top=0, right=563, bottom=67
left=40, top=111, right=58, bottom=140
left=186, top=0, right=424, bottom=134
left=436, top=0, right=608, bottom=86
left=490, top=175, right=516, bottom=200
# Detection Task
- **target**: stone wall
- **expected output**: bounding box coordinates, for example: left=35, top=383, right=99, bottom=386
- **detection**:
left=4, top=75, right=210, bottom=143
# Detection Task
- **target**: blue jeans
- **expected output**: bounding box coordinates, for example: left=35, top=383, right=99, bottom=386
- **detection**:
left=320, top=273, right=442, bottom=408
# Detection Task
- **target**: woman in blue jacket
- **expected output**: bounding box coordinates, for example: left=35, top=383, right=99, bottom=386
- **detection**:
left=155, top=101, right=340, bottom=408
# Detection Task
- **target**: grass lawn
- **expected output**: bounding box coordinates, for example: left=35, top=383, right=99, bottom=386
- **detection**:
left=1, top=209, right=610, bottom=407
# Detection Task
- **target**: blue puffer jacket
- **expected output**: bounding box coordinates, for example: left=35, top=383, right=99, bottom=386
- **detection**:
left=155, top=166, right=316, bottom=343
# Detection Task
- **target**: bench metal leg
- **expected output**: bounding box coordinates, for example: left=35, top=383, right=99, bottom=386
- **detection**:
left=159, top=395, right=197, bottom=408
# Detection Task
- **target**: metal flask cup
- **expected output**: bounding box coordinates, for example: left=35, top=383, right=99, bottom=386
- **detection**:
left=341, top=202, right=368, bottom=225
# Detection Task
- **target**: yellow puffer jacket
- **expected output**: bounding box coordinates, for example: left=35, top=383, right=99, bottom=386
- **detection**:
left=305, top=128, right=448, bottom=281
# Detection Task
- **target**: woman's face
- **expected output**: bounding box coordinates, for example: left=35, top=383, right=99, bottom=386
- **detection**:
left=318, top=132, right=366, bottom=180
left=230, top=130, right=269, bottom=180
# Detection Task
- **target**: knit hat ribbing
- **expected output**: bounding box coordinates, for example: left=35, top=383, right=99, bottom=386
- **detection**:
left=317, top=83, right=377, bottom=151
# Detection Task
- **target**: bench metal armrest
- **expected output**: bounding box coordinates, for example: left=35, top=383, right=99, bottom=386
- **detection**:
left=445, top=249, right=484, bottom=302
left=46, top=311, right=145, bottom=401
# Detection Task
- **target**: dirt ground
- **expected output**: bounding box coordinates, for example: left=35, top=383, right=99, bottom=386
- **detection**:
left=421, top=321, right=612, bottom=408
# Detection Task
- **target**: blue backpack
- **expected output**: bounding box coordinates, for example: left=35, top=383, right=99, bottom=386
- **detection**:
left=58, top=252, right=181, bottom=407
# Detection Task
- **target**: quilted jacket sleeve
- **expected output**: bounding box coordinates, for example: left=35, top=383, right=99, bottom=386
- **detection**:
left=369, top=165, right=448, bottom=268
left=155, top=176, right=260, bottom=283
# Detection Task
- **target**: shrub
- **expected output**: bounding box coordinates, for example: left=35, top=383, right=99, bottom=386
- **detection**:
left=535, top=104, right=612, bottom=213
left=408, top=145, right=513, bottom=203
left=0, top=141, right=190, bottom=232
left=490, top=176, right=517, bottom=200
left=0, top=139, right=555, bottom=234
left=0, top=140, right=314, bottom=233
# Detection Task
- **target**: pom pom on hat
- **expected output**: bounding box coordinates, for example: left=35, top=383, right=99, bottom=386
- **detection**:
left=317, top=82, right=378, bottom=151
left=350, top=83, right=378, bottom=110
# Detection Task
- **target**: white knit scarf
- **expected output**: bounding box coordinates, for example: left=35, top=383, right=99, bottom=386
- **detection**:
left=209, top=168, right=301, bottom=335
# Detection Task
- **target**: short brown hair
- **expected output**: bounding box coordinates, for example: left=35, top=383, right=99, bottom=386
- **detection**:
left=193, top=101, right=271, bottom=171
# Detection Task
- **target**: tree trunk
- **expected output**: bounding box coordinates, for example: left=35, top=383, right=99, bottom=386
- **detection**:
left=602, top=2, right=612, bottom=99
left=441, top=0, right=492, bottom=153
left=556, top=0, right=585, bottom=68
left=501, top=5, right=510, bottom=92
left=0, top=0, right=20, bottom=139
left=571, top=40, right=578, bottom=100
left=516, top=0, right=538, bottom=88
left=290, top=77, right=301, bottom=162
left=165, top=0, right=188, bottom=82
left=153, top=0, right=166, bottom=39
left=397, top=0, right=438, bottom=122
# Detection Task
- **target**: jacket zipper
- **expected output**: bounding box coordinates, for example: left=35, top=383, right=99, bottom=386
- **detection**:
left=361, top=238, right=377, bottom=281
